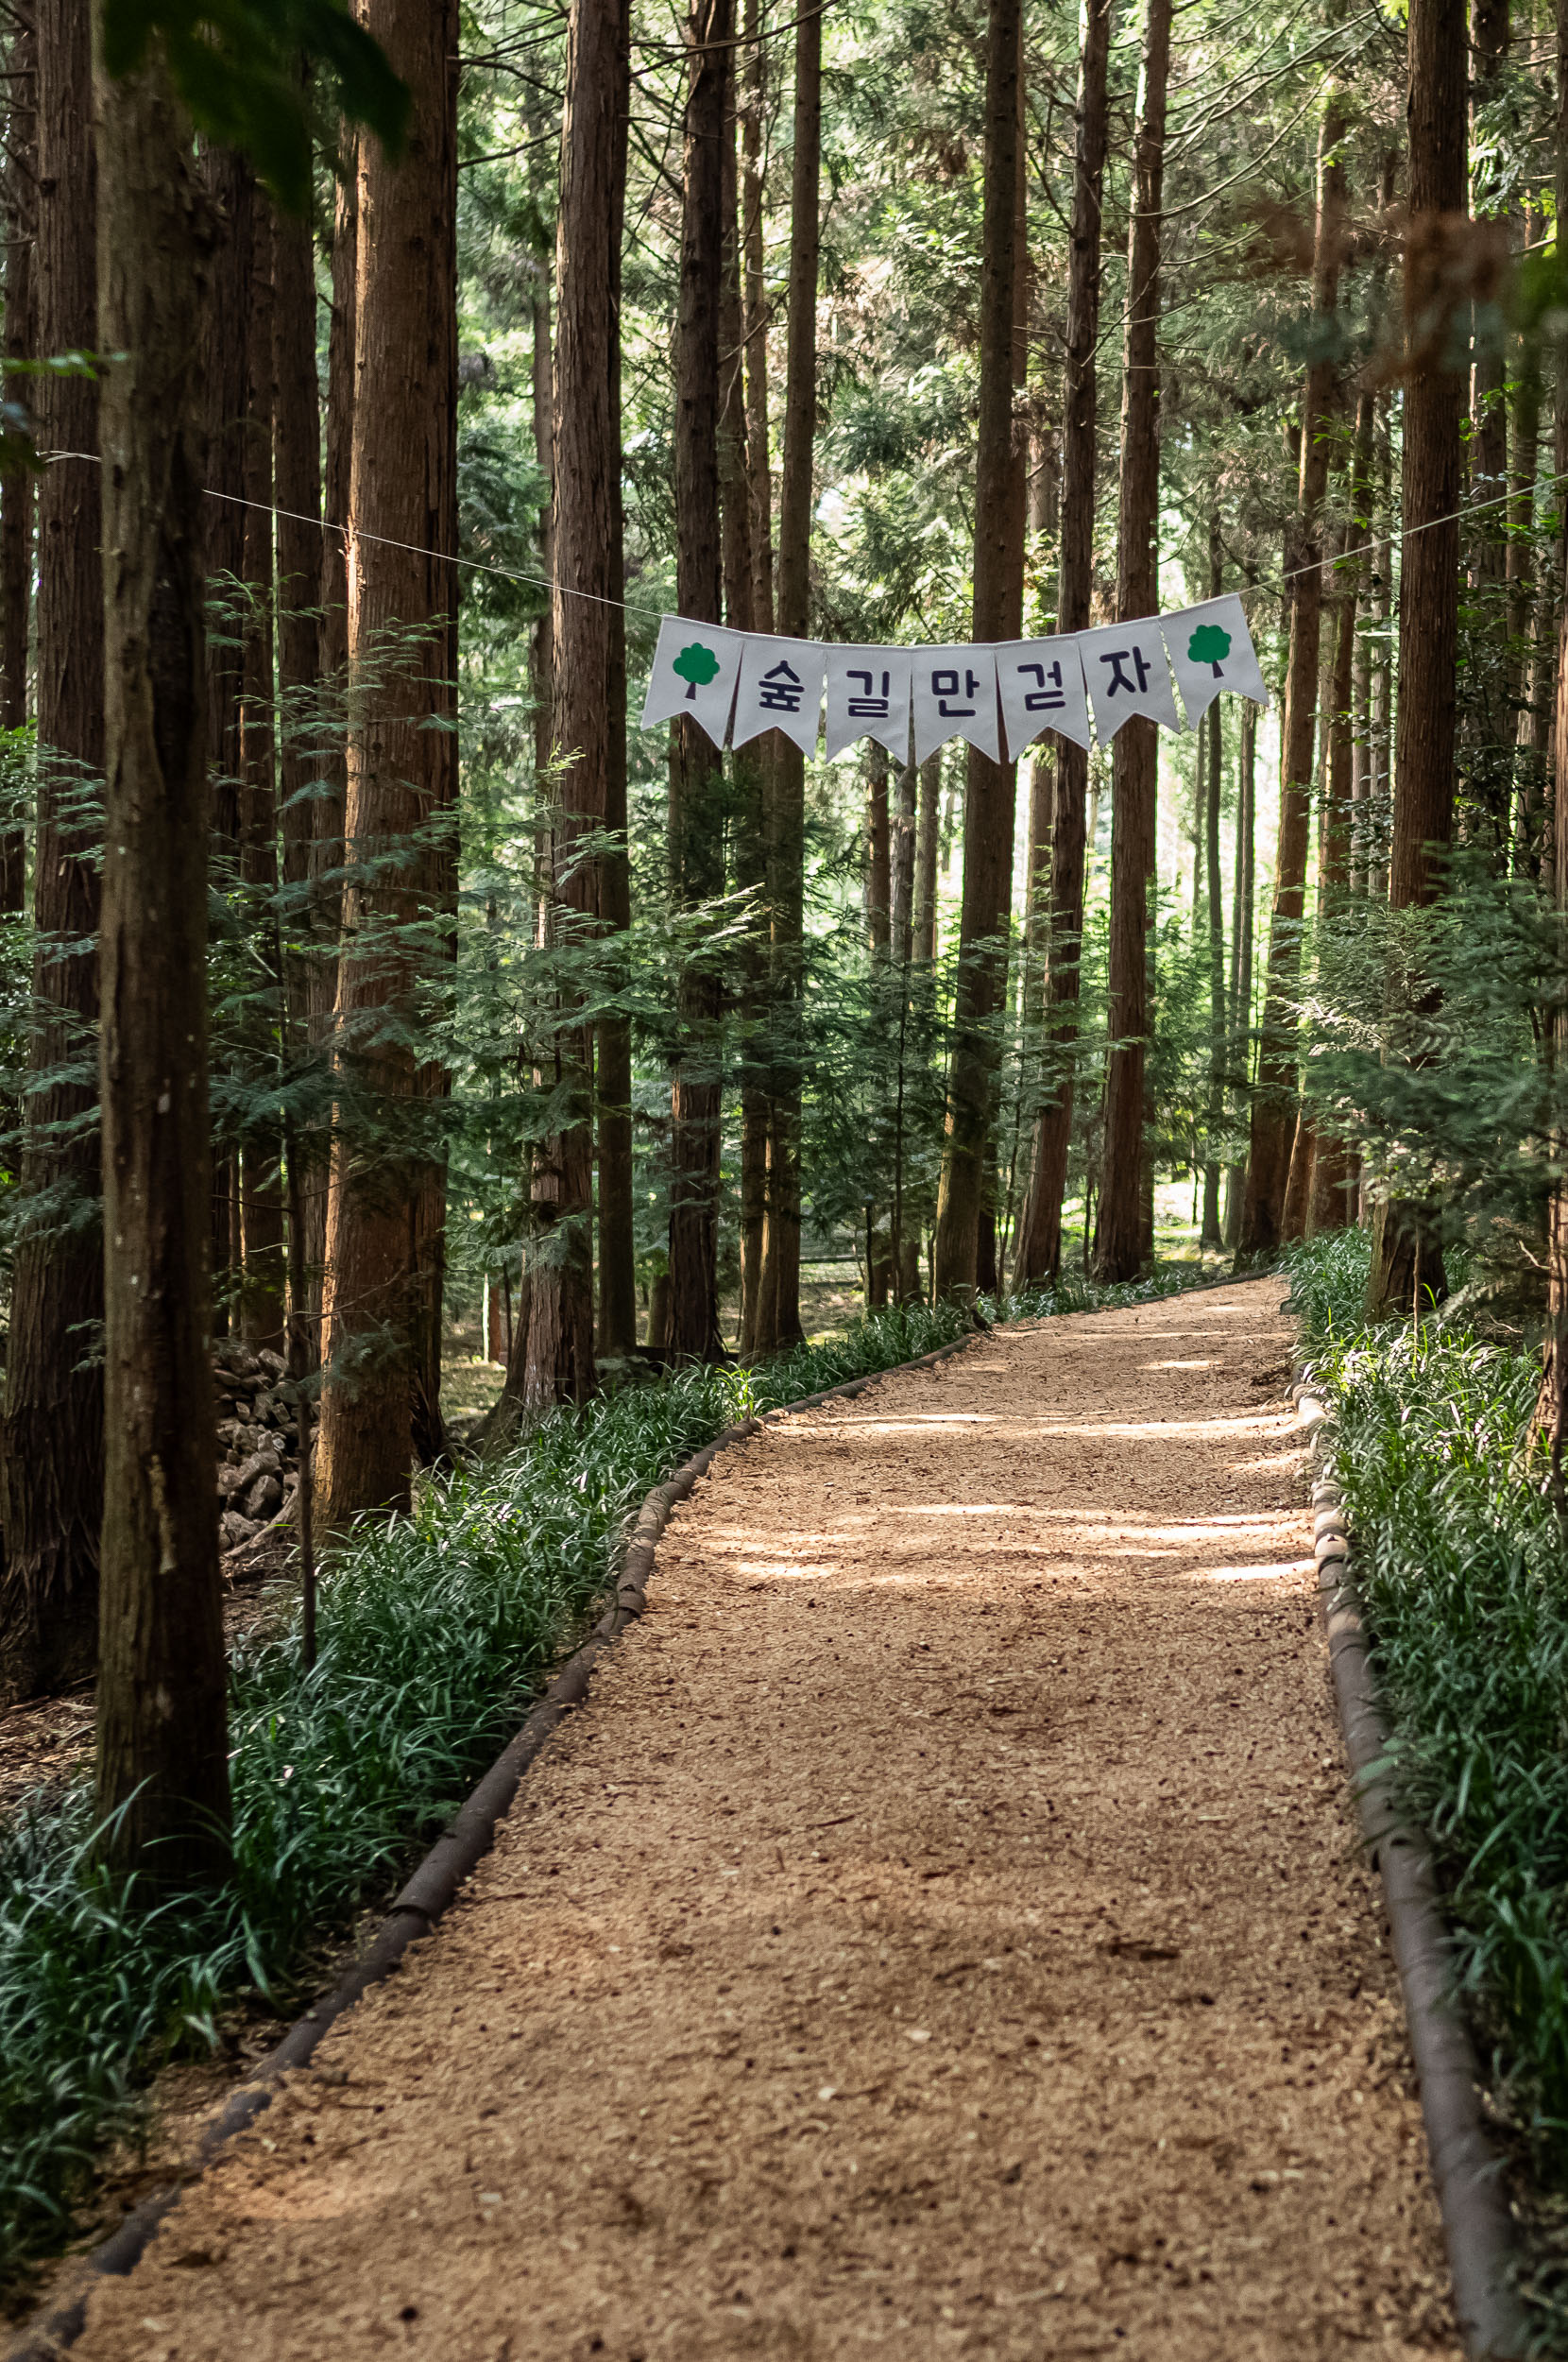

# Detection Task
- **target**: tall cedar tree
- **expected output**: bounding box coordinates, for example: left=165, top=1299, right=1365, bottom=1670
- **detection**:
left=1365, top=0, right=1467, bottom=1311
left=1237, top=91, right=1344, bottom=1258
left=665, top=0, right=732, bottom=1363
left=1094, top=0, right=1170, bottom=1283
left=1201, top=521, right=1225, bottom=1247
left=930, top=0, right=1024, bottom=1299
left=0, top=0, right=104, bottom=1698
left=1014, top=0, right=1110, bottom=1285
left=1310, top=412, right=1372, bottom=1236
left=0, top=5, right=32, bottom=909
left=510, top=0, right=630, bottom=1408
left=317, top=0, right=458, bottom=1523
left=93, top=27, right=230, bottom=1884
left=1540, top=0, right=1568, bottom=1446
left=753, top=0, right=817, bottom=1352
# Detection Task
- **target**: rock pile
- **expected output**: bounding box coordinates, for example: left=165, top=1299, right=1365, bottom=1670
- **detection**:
left=213, top=1338, right=310, bottom=1553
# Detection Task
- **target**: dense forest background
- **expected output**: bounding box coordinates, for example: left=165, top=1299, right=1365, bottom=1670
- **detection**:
left=0, top=0, right=1559, bottom=1863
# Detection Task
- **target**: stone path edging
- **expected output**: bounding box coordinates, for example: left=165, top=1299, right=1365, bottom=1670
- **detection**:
left=5, top=1328, right=980, bottom=2362
left=1293, top=1371, right=1527, bottom=2361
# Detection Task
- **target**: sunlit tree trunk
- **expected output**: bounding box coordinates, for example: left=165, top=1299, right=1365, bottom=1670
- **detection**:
left=1202, top=527, right=1225, bottom=1248
left=1222, top=689, right=1256, bottom=1245
left=93, top=28, right=229, bottom=1885
left=1534, top=0, right=1568, bottom=1446
left=1366, top=0, right=1466, bottom=1315
left=1237, top=88, right=1344, bottom=1260
left=0, top=5, right=34, bottom=911
left=931, top=0, right=1024, bottom=1300
left=0, top=0, right=103, bottom=1699
left=1094, top=0, right=1169, bottom=1283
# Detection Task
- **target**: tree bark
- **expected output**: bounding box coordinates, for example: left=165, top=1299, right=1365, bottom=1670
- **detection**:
left=1094, top=0, right=1169, bottom=1284
left=931, top=0, right=1024, bottom=1301
left=0, top=0, right=104, bottom=1699
left=913, top=751, right=941, bottom=965
left=516, top=0, right=629, bottom=1409
left=1201, top=532, right=1225, bottom=1247
left=740, top=0, right=774, bottom=639
left=1311, top=471, right=1369, bottom=1232
left=1236, top=90, right=1345, bottom=1260
left=318, top=0, right=459, bottom=1524
left=0, top=3, right=34, bottom=909
left=1366, top=0, right=1467, bottom=1314
left=93, top=29, right=229, bottom=1885
left=754, top=0, right=816, bottom=1352
left=1222, top=689, right=1256, bottom=1246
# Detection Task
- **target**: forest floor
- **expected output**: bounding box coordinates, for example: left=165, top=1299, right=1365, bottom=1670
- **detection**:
left=58, top=1278, right=1457, bottom=2360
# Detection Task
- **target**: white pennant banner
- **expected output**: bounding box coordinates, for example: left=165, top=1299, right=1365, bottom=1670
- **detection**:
left=824, top=645, right=912, bottom=762
left=639, top=616, right=746, bottom=749
left=1078, top=616, right=1184, bottom=742
left=637, top=607, right=1268, bottom=760
left=996, top=635, right=1093, bottom=761
left=731, top=633, right=827, bottom=757
left=1161, top=594, right=1270, bottom=727
left=912, top=645, right=1000, bottom=766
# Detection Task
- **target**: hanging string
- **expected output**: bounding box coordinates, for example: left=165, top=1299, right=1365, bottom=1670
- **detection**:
left=43, top=444, right=1568, bottom=635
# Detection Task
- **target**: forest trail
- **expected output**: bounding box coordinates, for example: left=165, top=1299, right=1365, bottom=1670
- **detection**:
left=72, top=1278, right=1457, bottom=2361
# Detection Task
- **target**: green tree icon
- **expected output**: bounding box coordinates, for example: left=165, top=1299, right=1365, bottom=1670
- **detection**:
left=673, top=640, right=721, bottom=699
left=1187, top=623, right=1232, bottom=677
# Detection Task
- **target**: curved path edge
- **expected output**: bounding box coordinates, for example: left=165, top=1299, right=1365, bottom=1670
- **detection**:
left=1294, top=1371, right=1528, bottom=2362
left=6, top=1330, right=981, bottom=2362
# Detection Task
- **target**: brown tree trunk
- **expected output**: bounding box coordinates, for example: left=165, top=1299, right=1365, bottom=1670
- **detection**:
left=1236, top=94, right=1345, bottom=1260
left=665, top=0, right=733, bottom=1364
left=1094, top=0, right=1169, bottom=1283
left=913, top=751, right=941, bottom=964
left=865, top=741, right=892, bottom=956
left=1282, top=1107, right=1317, bottom=1241
left=740, top=0, right=774, bottom=638
left=754, top=0, right=816, bottom=1352
left=1469, top=0, right=1508, bottom=596
left=1223, top=690, right=1257, bottom=1246
left=931, top=0, right=1024, bottom=1300
left=595, top=0, right=637, bottom=1367
left=318, top=0, right=458, bottom=1524
left=1311, top=478, right=1368, bottom=1233
left=1202, top=534, right=1226, bottom=1247
left=1366, top=0, right=1467, bottom=1315
left=93, top=31, right=229, bottom=1884
left=1540, top=0, right=1568, bottom=1450
left=0, top=4, right=34, bottom=909
left=1014, top=0, right=1109, bottom=1288
left=515, top=0, right=629, bottom=1409
left=0, top=0, right=103, bottom=1699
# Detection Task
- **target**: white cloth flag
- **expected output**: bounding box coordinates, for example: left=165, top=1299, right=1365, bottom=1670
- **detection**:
left=731, top=633, right=827, bottom=757
left=1078, top=616, right=1183, bottom=742
left=996, top=635, right=1093, bottom=760
left=639, top=615, right=746, bottom=749
left=911, top=646, right=1000, bottom=766
left=824, top=645, right=912, bottom=762
left=1161, top=594, right=1270, bottom=727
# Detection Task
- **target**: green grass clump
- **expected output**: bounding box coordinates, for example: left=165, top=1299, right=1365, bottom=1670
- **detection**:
left=1287, top=1231, right=1568, bottom=2191
left=0, top=1296, right=969, bottom=2285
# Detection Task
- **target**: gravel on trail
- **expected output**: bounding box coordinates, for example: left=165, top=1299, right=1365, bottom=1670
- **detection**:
left=68, top=1277, right=1458, bottom=2360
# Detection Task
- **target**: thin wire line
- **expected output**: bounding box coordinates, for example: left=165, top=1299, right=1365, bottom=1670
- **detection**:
left=44, top=446, right=1568, bottom=633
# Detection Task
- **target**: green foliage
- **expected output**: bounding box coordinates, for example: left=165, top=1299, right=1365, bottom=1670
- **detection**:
left=100, top=0, right=409, bottom=214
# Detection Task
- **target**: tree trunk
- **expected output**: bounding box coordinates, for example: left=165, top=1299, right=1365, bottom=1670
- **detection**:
left=931, top=0, right=1024, bottom=1301
left=0, top=5, right=34, bottom=909
left=740, top=0, right=774, bottom=639
left=1094, top=0, right=1170, bottom=1283
left=518, top=0, right=629, bottom=1409
left=1236, top=95, right=1344, bottom=1260
left=1366, top=0, right=1467, bottom=1315
left=0, top=0, right=103, bottom=1700
left=755, top=0, right=817, bottom=1352
left=913, top=751, right=941, bottom=964
left=1202, top=537, right=1225, bottom=1247
left=318, top=0, right=458, bottom=1524
left=865, top=742, right=892, bottom=956
left=1311, top=476, right=1368, bottom=1233
left=595, top=0, right=637, bottom=1367
left=1540, top=0, right=1568, bottom=1449
left=1222, top=689, right=1256, bottom=1246
left=93, top=30, right=229, bottom=1885
left=665, top=0, right=733, bottom=1364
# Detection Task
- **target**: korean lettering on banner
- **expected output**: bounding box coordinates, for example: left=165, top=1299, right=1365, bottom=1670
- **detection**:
left=995, top=636, right=1093, bottom=762
left=1159, top=593, right=1271, bottom=729
left=639, top=615, right=747, bottom=750
left=731, top=633, right=828, bottom=759
left=911, top=645, right=1001, bottom=766
left=1076, top=616, right=1184, bottom=743
left=824, top=645, right=913, bottom=762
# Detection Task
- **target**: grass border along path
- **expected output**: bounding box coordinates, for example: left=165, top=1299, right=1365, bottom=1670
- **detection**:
left=0, top=1263, right=1205, bottom=2298
left=1289, top=1228, right=1568, bottom=2349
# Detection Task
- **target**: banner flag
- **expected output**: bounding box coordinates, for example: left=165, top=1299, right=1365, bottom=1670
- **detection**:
left=1078, top=616, right=1184, bottom=742
left=824, top=645, right=912, bottom=762
left=731, top=633, right=827, bottom=757
left=911, top=645, right=1000, bottom=766
left=639, top=615, right=746, bottom=748
left=996, top=635, right=1093, bottom=761
left=1161, top=594, right=1270, bottom=727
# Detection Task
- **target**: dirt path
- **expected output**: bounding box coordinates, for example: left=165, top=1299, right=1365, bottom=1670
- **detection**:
left=71, top=1279, right=1457, bottom=2360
